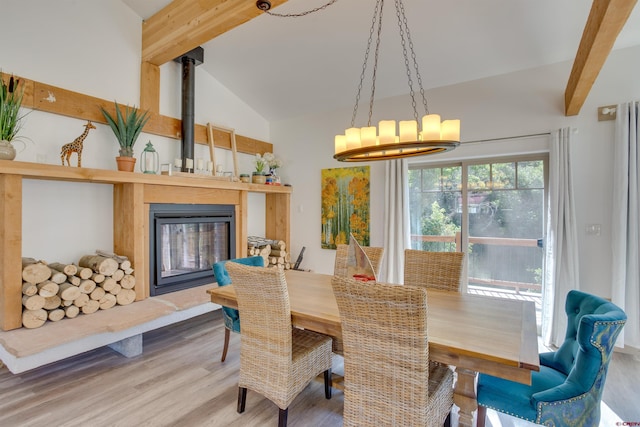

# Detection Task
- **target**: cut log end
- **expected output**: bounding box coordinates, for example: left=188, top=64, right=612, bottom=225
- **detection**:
left=22, top=309, right=48, bottom=328
left=116, top=289, right=136, bottom=306
left=79, top=255, right=119, bottom=276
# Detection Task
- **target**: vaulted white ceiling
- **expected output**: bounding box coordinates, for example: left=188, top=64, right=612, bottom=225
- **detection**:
left=123, top=0, right=640, bottom=122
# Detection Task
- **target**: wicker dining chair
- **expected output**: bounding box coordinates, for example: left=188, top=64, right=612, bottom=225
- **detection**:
left=332, top=275, right=454, bottom=427
left=212, top=256, right=265, bottom=362
left=333, top=244, right=384, bottom=278
left=403, top=249, right=464, bottom=292
left=332, top=243, right=385, bottom=355
left=225, top=262, right=333, bottom=427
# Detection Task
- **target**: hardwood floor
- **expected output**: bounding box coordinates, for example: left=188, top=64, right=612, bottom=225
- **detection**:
left=0, top=310, right=344, bottom=427
left=602, top=348, right=640, bottom=421
left=0, top=310, right=638, bottom=426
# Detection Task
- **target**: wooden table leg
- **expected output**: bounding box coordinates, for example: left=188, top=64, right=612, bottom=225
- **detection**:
left=454, top=367, right=478, bottom=427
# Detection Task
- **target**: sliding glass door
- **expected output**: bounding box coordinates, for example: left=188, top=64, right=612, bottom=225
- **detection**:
left=408, top=165, right=462, bottom=251
left=409, top=155, right=547, bottom=316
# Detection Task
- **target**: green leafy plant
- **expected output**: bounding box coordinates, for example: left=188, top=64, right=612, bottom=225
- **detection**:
left=254, top=153, right=267, bottom=174
left=100, top=101, right=150, bottom=157
left=0, top=71, right=27, bottom=142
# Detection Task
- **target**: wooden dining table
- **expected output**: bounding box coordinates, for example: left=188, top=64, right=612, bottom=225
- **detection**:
left=208, top=269, right=539, bottom=427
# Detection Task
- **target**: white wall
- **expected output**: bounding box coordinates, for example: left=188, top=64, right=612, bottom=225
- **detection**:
left=272, top=45, right=640, bottom=298
left=0, top=0, right=270, bottom=263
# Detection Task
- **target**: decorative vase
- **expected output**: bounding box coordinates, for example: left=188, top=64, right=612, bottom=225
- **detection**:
left=252, top=173, right=267, bottom=184
left=0, top=140, right=17, bottom=161
left=116, top=156, right=136, bottom=172
left=269, top=168, right=281, bottom=184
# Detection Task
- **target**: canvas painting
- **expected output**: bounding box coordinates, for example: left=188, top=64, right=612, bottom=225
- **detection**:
left=321, top=166, right=370, bottom=249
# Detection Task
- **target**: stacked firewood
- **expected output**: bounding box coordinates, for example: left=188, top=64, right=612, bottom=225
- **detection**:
left=21, top=251, right=135, bottom=329
left=247, top=236, right=292, bottom=270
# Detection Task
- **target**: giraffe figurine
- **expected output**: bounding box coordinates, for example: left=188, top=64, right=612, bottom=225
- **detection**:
left=60, top=121, right=96, bottom=167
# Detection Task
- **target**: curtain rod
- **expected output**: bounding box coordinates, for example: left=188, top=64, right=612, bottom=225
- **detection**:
left=461, top=131, right=551, bottom=145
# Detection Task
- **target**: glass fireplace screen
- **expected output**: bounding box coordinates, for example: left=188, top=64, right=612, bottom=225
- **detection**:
left=161, top=221, right=229, bottom=278
left=149, top=204, right=236, bottom=295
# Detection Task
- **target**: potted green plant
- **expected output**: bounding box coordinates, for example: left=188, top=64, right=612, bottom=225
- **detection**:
left=100, top=101, right=150, bottom=172
left=0, top=71, right=27, bottom=160
left=252, top=153, right=268, bottom=183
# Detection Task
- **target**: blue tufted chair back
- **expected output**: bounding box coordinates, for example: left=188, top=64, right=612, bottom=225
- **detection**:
left=534, top=290, right=627, bottom=426
left=213, top=256, right=265, bottom=333
left=477, top=290, right=626, bottom=427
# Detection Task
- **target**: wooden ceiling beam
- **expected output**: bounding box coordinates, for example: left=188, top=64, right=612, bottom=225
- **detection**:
left=142, top=0, right=290, bottom=65
left=564, top=0, right=637, bottom=116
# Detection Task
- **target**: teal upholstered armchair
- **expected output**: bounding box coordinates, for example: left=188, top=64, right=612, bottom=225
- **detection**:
left=212, top=256, right=265, bottom=362
left=477, top=289, right=626, bottom=427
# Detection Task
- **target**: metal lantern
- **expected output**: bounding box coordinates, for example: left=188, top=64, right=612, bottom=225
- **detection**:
left=140, top=141, right=159, bottom=174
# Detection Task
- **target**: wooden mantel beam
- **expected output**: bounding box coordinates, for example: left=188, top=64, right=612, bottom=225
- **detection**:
left=142, top=0, right=290, bottom=65
left=564, top=0, right=637, bottom=116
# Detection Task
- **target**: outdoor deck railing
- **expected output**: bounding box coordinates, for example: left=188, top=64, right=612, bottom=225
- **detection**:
left=411, top=232, right=542, bottom=294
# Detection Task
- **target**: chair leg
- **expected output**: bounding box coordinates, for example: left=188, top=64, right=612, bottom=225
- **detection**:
left=324, top=369, right=332, bottom=399
left=221, top=328, right=231, bottom=362
left=278, top=408, right=288, bottom=427
left=237, top=387, right=247, bottom=413
left=477, top=405, right=487, bottom=427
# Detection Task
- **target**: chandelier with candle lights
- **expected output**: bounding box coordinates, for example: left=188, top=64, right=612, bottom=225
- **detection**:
left=333, top=0, right=460, bottom=162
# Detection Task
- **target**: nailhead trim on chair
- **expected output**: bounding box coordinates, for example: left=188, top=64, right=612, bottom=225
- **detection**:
left=480, top=403, right=536, bottom=423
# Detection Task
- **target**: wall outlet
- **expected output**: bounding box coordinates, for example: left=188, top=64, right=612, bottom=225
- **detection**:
left=585, top=224, right=601, bottom=236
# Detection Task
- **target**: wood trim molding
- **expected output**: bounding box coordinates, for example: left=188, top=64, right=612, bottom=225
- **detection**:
left=564, top=0, right=637, bottom=116
left=5, top=73, right=272, bottom=155
left=140, top=61, right=161, bottom=114
left=141, top=0, right=290, bottom=66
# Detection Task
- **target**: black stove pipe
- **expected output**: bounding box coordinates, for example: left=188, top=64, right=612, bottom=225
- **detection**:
left=174, top=47, right=204, bottom=172
left=180, top=56, right=195, bottom=171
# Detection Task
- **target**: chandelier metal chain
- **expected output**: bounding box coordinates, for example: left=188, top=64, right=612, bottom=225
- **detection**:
left=395, top=0, right=429, bottom=118
left=351, top=0, right=384, bottom=128
left=256, top=0, right=460, bottom=162
left=263, top=0, right=339, bottom=17
left=351, top=0, right=429, bottom=127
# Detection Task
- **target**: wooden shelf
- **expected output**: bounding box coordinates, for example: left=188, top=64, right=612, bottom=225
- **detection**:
left=0, top=160, right=291, bottom=331
left=0, top=160, right=292, bottom=194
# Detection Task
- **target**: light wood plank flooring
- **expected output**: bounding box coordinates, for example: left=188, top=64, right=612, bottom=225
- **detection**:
left=0, top=310, right=638, bottom=426
left=0, top=310, right=343, bottom=427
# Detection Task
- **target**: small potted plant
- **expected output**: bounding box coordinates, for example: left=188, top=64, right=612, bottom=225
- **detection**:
left=100, top=101, right=150, bottom=172
left=252, top=153, right=268, bottom=184
left=0, top=71, right=27, bottom=160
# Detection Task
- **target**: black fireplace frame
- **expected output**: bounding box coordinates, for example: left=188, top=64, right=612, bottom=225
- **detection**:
left=149, top=203, right=236, bottom=296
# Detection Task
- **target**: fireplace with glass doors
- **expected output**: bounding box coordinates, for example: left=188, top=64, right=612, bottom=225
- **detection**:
left=149, top=204, right=235, bottom=296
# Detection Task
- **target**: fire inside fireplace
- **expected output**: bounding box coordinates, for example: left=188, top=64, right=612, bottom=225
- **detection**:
left=149, top=204, right=235, bottom=295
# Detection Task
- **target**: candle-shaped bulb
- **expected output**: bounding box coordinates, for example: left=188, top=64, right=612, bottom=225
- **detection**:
left=441, top=119, right=460, bottom=141
left=399, top=120, right=417, bottom=142
left=421, top=114, right=441, bottom=141
left=360, top=126, right=376, bottom=147
left=346, top=127, right=361, bottom=150
left=378, top=120, right=396, bottom=145
left=335, top=135, right=347, bottom=154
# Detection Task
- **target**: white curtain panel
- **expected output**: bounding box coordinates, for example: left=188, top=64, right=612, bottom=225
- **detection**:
left=542, top=128, right=580, bottom=348
left=611, top=101, right=640, bottom=349
left=382, top=158, right=410, bottom=284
